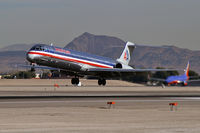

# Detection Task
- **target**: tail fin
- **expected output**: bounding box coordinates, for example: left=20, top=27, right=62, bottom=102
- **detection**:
left=185, top=61, right=190, bottom=77
left=116, top=42, right=135, bottom=65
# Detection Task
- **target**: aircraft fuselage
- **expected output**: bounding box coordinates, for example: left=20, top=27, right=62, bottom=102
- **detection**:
left=166, top=74, right=189, bottom=86
left=27, top=44, right=116, bottom=74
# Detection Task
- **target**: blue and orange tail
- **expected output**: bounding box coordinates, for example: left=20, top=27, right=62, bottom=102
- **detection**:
left=184, top=61, right=190, bottom=77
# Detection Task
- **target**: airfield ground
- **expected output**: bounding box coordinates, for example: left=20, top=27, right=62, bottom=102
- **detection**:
left=0, top=79, right=200, bottom=133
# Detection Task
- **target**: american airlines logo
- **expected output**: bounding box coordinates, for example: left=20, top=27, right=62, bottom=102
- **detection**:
left=124, top=50, right=129, bottom=61
left=55, top=48, right=70, bottom=54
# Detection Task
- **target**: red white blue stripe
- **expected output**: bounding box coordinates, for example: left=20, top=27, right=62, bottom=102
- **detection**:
left=28, top=50, right=114, bottom=68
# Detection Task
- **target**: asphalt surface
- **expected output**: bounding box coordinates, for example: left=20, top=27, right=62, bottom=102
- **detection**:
left=1, top=90, right=200, bottom=98
left=0, top=94, right=200, bottom=108
left=1, top=79, right=200, bottom=133
left=1, top=94, right=200, bottom=133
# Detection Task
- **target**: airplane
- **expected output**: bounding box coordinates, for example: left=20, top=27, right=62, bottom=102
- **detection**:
left=150, top=61, right=200, bottom=86
left=26, top=41, right=177, bottom=86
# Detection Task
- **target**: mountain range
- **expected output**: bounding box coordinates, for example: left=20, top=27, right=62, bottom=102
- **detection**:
left=0, top=32, right=200, bottom=74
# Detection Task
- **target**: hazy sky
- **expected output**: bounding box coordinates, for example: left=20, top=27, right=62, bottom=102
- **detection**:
left=0, top=0, right=200, bottom=50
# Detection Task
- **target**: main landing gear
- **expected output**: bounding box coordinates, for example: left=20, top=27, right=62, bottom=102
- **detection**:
left=71, top=77, right=79, bottom=85
left=71, top=77, right=106, bottom=86
left=98, top=78, right=106, bottom=86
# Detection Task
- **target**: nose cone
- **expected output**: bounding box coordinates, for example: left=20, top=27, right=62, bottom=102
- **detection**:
left=26, top=52, right=34, bottom=63
left=26, top=52, right=39, bottom=63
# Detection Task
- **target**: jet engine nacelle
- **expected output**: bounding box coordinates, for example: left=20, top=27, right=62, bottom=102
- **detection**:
left=115, top=63, right=133, bottom=69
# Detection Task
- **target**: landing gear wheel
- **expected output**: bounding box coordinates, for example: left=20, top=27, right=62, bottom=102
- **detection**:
left=102, top=79, right=106, bottom=86
left=98, top=78, right=106, bottom=86
left=71, top=78, right=79, bottom=85
left=71, top=78, right=75, bottom=85
left=98, top=79, right=102, bottom=86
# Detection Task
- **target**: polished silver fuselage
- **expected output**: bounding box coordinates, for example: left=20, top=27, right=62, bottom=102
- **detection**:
left=27, top=44, right=116, bottom=76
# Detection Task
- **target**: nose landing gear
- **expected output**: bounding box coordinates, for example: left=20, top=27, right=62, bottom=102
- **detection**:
left=71, top=78, right=79, bottom=85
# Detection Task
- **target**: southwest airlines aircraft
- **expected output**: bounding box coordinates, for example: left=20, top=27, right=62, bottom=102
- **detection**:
left=151, top=61, right=200, bottom=86
left=26, top=42, right=175, bottom=86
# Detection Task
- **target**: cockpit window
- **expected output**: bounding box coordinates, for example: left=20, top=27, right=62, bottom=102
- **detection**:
left=31, top=45, right=46, bottom=51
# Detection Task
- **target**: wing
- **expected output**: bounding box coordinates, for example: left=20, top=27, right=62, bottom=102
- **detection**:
left=86, top=68, right=177, bottom=78
left=189, top=76, right=200, bottom=79
left=88, top=68, right=178, bottom=72
left=18, top=64, right=59, bottom=70
left=187, top=76, right=200, bottom=82
left=187, top=79, right=200, bottom=82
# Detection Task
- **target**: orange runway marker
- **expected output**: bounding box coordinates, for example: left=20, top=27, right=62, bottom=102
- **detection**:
left=107, top=101, right=115, bottom=109
left=169, top=102, right=178, bottom=111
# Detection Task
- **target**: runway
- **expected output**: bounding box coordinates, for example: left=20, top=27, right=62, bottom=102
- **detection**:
left=1, top=95, right=200, bottom=133
left=0, top=79, right=200, bottom=133
left=1, top=89, right=200, bottom=98
left=0, top=96, right=200, bottom=108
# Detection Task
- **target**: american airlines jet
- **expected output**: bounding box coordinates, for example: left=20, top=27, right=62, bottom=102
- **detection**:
left=26, top=42, right=175, bottom=86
